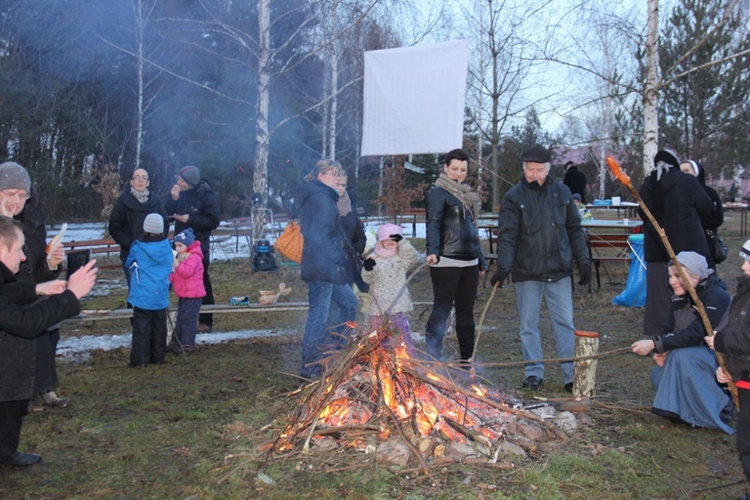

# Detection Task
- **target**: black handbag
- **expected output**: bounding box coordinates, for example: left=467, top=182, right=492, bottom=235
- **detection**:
left=706, top=229, right=728, bottom=264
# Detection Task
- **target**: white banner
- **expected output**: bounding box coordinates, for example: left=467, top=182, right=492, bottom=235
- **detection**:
left=361, top=40, right=468, bottom=156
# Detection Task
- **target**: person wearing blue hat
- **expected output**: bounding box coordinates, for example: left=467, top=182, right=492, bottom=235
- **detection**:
left=168, top=228, right=205, bottom=354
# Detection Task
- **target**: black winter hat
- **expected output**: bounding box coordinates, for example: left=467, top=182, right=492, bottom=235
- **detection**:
left=521, top=145, right=551, bottom=163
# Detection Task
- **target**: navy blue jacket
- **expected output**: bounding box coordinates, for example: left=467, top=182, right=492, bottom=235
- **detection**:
left=164, top=179, right=221, bottom=260
left=295, top=180, right=348, bottom=284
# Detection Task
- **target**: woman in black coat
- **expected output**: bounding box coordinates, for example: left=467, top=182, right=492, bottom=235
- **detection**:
left=335, top=173, right=368, bottom=293
left=680, top=160, right=724, bottom=269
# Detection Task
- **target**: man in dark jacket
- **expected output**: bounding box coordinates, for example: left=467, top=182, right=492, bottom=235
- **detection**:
left=639, top=149, right=712, bottom=337
left=0, top=216, right=97, bottom=467
left=295, top=160, right=357, bottom=379
left=108, top=168, right=168, bottom=288
left=563, top=161, right=587, bottom=203
left=491, top=145, right=590, bottom=392
left=165, top=166, right=221, bottom=332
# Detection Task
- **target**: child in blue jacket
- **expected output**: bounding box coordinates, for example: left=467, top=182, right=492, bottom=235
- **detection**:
left=126, top=213, right=172, bottom=366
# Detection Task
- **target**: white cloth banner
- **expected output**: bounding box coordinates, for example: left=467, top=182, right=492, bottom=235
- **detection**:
left=361, top=40, right=468, bottom=156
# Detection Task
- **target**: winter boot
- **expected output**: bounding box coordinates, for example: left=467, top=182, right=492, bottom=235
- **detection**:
left=424, top=325, right=443, bottom=361
left=456, top=324, right=476, bottom=371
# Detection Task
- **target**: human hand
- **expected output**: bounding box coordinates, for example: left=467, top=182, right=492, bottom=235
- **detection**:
left=363, top=258, right=376, bottom=271
left=170, top=184, right=181, bottom=200
left=65, top=259, right=98, bottom=299
left=47, top=243, right=65, bottom=269
left=716, top=366, right=730, bottom=384
left=704, top=335, right=715, bottom=350
left=426, top=254, right=439, bottom=265
left=173, top=214, right=189, bottom=223
left=577, top=263, right=591, bottom=286
left=653, top=352, right=667, bottom=367
left=489, top=269, right=508, bottom=287
left=389, top=234, right=403, bottom=243
left=35, top=280, right=67, bottom=296
left=631, top=339, right=655, bottom=356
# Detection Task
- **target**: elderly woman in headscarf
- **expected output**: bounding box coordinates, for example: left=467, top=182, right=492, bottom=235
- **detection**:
left=632, top=251, right=733, bottom=433
left=638, top=149, right=713, bottom=338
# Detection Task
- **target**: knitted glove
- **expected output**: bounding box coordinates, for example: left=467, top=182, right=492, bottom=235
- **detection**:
left=363, top=258, right=376, bottom=271
left=389, top=234, right=403, bottom=242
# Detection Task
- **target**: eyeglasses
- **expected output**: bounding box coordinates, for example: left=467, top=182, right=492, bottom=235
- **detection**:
left=1, top=190, right=30, bottom=200
left=132, top=176, right=149, bottom=181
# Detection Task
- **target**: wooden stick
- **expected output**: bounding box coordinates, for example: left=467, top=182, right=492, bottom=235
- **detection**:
left=470, top=282, right=499, bottom=379
left=606, top=155, right=739, bottom=409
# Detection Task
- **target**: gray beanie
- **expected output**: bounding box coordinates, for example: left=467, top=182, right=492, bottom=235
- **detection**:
left=178, top=165, right=201, bottom=187
left=0, top=162, right=31, bottom=192
left=674, top=251, right=712, bottom=280
left=143, top=213, right=164, bottom=235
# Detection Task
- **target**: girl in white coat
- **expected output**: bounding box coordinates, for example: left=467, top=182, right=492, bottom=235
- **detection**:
left=362, top=223, right=418, bottom=354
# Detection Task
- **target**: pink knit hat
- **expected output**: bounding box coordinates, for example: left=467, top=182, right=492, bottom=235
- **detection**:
left=377, top=223, right=403, bottom=242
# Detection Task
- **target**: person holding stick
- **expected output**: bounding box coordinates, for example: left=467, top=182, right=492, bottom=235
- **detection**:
left=632, top=251, right=732, bottom=433
left=705, top=240, right=750, bottom=489
left=491, top=145, right=590, bottom=392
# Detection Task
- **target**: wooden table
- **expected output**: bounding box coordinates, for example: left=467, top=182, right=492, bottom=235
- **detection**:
left=581, top=219, right=643, bottom=231
left=586, top=203, right=640, bottom=218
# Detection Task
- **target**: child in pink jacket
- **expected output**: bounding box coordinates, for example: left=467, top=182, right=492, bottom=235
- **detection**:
left=168, top=228, right=206, bottom=354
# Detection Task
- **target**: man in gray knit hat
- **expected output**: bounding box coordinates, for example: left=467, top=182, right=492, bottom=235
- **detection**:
left=165, top=165, right=220, bottom=331
left=0, top=162, right=70, bottom=409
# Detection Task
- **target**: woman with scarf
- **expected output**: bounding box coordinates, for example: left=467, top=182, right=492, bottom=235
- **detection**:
left=632, top=251, right=732, bottom=433
left=424, top=148, right=487, bottom=365
left=638, top=149, right=712, bottom=338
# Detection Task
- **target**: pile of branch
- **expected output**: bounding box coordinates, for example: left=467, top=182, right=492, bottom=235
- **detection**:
left=259, top=325, right=569, bottom=472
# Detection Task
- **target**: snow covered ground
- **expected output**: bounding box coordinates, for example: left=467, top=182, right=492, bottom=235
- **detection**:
left=50, top=217, right=487, bottom=360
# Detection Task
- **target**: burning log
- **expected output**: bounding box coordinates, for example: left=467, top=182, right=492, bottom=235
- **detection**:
left=262, top=320, right=574, bottom=471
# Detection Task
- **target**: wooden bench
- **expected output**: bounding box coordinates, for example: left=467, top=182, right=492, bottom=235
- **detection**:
left=586, top=233, right=632, bottom=290
left=402, top=208, right=426, bottom=236
left=63, top=238, right=122, bottom=269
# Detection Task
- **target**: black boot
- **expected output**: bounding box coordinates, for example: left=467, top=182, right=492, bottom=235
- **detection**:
left=456, top=324, right=476, bottom=370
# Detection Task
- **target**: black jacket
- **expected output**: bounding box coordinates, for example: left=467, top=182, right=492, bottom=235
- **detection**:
left=714, top=276, right=750, bottom=383
left=340, top=196, right=367, bottom=291
left=108, top=189, right=169, bottom=261
left=497, top=177, right=589, bottom=283
left=0, top=262, right=81, bottom=402
left=15, top=186, right=61, bottom=284
left=164, top=179, right=221, bottom=260
left=295, top=180, right=349, bottom=284
left=652, top=273, right=730, bottom=353
left=563, top=166, right=587, bottom=203
left=425, top=186, right=487, bottom=270
left=639, top=168, right=712, bottom=263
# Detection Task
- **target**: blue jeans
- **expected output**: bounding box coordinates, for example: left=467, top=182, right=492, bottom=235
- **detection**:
left=301, top=281, right=357, bottom=378
left=515, top=278, right=575, bottom=384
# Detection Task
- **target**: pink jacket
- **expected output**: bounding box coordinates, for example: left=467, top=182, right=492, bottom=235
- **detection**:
left=169, top=241, right=206, bottom=299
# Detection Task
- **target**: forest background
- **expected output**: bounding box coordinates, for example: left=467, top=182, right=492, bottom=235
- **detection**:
left=0, top=0, right=748, bottom=223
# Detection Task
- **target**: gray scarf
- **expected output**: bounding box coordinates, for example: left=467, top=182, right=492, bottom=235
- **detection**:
left=337, top=190, right=352, bottom=217
left=435, top=173, right=482, bottom=222
left=131, top=187, right=150, bottom=204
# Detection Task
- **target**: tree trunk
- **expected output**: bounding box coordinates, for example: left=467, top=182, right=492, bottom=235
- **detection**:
left=643, top=0, right=661, bottom=175
left=253, top=0, right=271, bottom=240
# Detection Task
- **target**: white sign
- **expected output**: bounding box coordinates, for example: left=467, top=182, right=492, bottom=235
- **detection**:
left=361, top=40, right=468, bottom=156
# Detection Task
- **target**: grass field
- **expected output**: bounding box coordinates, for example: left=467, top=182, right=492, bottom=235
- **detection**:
left=2, top=210, right=750, bottom=498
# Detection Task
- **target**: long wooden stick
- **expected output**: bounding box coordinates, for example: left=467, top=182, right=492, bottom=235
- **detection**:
left=470, top=282, right=499, bottom=379
left=606, top=156, right=739, bottom=409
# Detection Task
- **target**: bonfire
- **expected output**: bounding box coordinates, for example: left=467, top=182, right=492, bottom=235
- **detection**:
left=261, top=322, right=573, bottom=472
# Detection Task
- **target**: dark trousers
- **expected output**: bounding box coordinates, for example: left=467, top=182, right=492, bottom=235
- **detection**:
left=644, top=261, right=672, bottom=337
left=425, top=265, right=479, bottom=360
left=738, top=388, right=750, bottom=482
left=130, top=307, right=167, bottom=366
left=0, top=399, right=30, bottom=459
left=199, top=259, right=214, bottom=328
left=33, top=328, right=60, bottom=396
left=173, top=298, right=202, bottom=347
